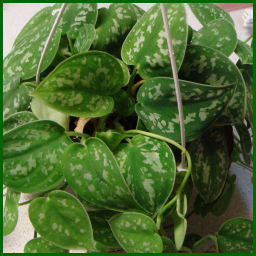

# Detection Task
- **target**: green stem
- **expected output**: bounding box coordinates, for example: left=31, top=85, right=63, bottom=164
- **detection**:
left=244, top=34, right=253, bottom=44
left=181, top=246, right=192, bottom=253
left=124, top=129, right=192, bottom=230
left=127, top=67, right=137, bottom=94
left=192, top=234, right=218, bottom=253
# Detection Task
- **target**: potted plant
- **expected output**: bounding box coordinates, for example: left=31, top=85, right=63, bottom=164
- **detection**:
left=3, top=3, right=253, bottom=253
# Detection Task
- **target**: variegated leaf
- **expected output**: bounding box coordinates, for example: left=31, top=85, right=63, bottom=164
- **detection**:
left=24, top=237, right=69, bottom=253
left=92, top=3, right=144, bottom=53
left=109, top=212, right=163, bottom=253
left=73, top=25, right=96, bottom=54
left=3, top=189, right=20, bottom=236
left=136, top=77, right=233, bottom=142
left=217, top=218, right=253, bottom=253
left=3, top=120, right=71, bottom=193
left=191, top=19, right=237, bottom=56
left=31, top=98, right=69, bottom=130
left=189, top=127, right=229, bottom=203
left=180, top=45, right=246, bottom=125
left=62, top=138, right=142, bottom=212
left=188, top=3, right=234, bottom=27
left=29, top=190, right=94, bottom=250
left=235, top=40, right=253, bottom=64
left=32, top=52, right=129, bottom=117
left=3, top=76, right=31, bottom=119
left=3, top=111, right=38, bottom=134
left=121, top=3, right=188, bottom=79
left=162, top=237, right=176, bottom=252
left=115, top=135, right=176, bottom=214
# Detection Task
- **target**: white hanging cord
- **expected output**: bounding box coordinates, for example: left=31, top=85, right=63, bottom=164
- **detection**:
left=36, top=3, right=68, bottom=85
left=160, top=3, right=186, bottom=169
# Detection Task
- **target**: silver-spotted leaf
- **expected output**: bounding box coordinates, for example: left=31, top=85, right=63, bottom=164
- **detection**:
left=217, top=218, right=253, bottom=253
left=180, top=45, right=246, bottom=125
left=3, top=111, right=38, bottom=134
left=3, top=189, right=20, bottom=236
left=4, top=25, right=61, bottom=80
left=188, top=3, right=234, bottom=27
left=3, top=76, right=31, bottom=119
left=31, top=98, right=69, bottom=130
left=92, top=3, right=144, bottom=53
left=121, top=3, right=188, bottom=79
left=63, top=138, right=142, bottom=212
left=32, top=52, right=128, bottom=118
left=235, top=40, right=253, bottom=64
left=3, top=120, right=71, bottom=193
left=24, top=237, right=69, bottom=253
left=88, top=210, right=120, bottom=249
left=109, top=212, right=163, bottom=253
left=59, top=3, right=97, bottom=39
left=189, top=127, right=229, bottom=203
left=136, top=77, right=233, bottom=142
left=29, top=190, right=94, bottom=250
left=191, top=19, right=237, bottom=56
left=115, top=135, right=176, bottom=214
left=73, top=25, right=96, bottom=54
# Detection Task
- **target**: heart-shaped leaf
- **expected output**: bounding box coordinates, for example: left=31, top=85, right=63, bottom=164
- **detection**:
left=24, top=237, right=69, bottom=253
left=191, top=19, right=237, bottom=56
left=217, top=218, right=253, bottom=253
left=88, top=210, right=120, bottom=249
left=63, top=138, right=142, bottom=212
left=73, top=25, right=96, bottom=54
left=59, top=3, right=97, bottom=39
left=3, top=111, right=38, bottom=134
left=29, top=190, right=94, bottom=250
left=136, top=77, right=234, bottom=142
left=32, top=51, right=129, bottom=118
left=121, top=3, right=188, bottom=79
left=92, top=3, right=144, bottom=53
left=109, top=212, right=163, bottom=253
left=235, top=40, right=253, bottom=64
left=3, top=189, right=20, bottom=236
left=113, top=90, right=135, bottom=117
left=188, top=3, right=234, bottom=27
left=31, top=98, right=69, bottom=130
left=162, top=237, right=177, bottom=252
left=189, top=127, right=229, bottom=203
left=3, top=120, right=71, bottom=193
left=115, top=135, right=176, bottom=214
left=179, top=45, right=246, bottom=125
left=3, top=76, right=31, bottom=119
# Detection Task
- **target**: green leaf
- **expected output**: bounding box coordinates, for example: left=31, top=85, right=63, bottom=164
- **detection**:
left=32, top=51, right=128, bottom=118
left=170, top=194, right=187, bottom=251
left=3, top=120, right=71, bottom=193
left=3, top=76, right=31, bottom=119
left=235, top=40, right=253, bottom=64
left=211, top=175, right=236, bottom=216
left=92, top=3, right=144, bottom=53
left=121, top=3, right=188, bottom=79
left=29, top=190, right=94, bottom=250
left=24, top=237, right=69, bottom=253
left=88, top=210, right=120, bottom=249
left=3, top=112, right=38, bottom=134
left=109, top=212, right=163, bottom=253
left=189, top=127, right=229, bottom=203
left=162, top=237, right=177, bottom=252
left=115, top=135, right=176, bottom=214
left=31, top=98, right=69, bottom=130
left=113, top=90, right=135, bottom=117
left=136, top=77, right=234, bottom=142
left=3, top=188, right=20, bottom=236
left=59, top=3, right=97, bottom=39
left=73, top=25, right=96, bottom=54
left=4, top=22, right=61, bottom=80
left=217, top=218, right=253, bottom=253
left=191, top=19, right=237, bottom=56
left=63, top=138, right=141, bottom=212
left=180, top=45, right=246, bottom=125
left=188, top=3, right=234, bottom=27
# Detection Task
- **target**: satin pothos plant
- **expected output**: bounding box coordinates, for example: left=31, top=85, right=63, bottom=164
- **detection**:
left=3, top=3, right=253, bottom=253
